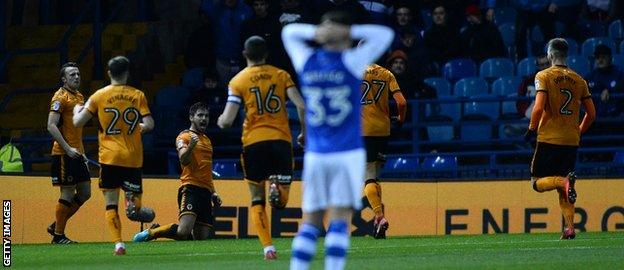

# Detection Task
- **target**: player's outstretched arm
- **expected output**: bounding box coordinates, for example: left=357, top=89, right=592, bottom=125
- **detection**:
left=286, top=86, right=306, bottom=147
left=140, top=115, right=155, bottom=133
left=579, top=97, right=596, bottom=134
left=344, top=24, right=394, bottom=77
left=72, top=102, right=93, bottom=128
left=217, top=102, right=240, bottom=129
left=281, top=23, right=316, bottom=72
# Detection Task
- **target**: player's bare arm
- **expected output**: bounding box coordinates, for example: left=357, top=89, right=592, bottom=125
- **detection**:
left=286, top=86, right=306, bottom=147
left=579, top=97, right=596, bottom=134
left=72, top=101, right=92, bottom=128
left=392, top=91, right=407, bottom=123
left=47, top=112, right=81, bottom=158
left=528, top=91, right=547, bottom=131
left=217, top=102, right=240, bottom=129
left=140, top=115, right=155, bottom=133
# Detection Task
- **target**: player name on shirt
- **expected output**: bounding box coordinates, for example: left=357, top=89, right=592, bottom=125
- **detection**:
left=106, top=94, right=137, bottom=104
left=302, top=70, right=346, bottom=84
left=553, top=75, right=577, bottom=85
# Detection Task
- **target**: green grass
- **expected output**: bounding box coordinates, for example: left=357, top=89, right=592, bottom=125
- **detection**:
left=11, top=232, right=624, bottom=269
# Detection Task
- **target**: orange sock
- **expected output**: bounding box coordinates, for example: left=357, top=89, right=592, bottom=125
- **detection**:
left=251, top=203, right=272, bottom=248
left=557, top=189, right=575, bottom=229
left=54, top=200, right=73, bottom=235
left=535, top=176, right=565, bottom=192
left=364, top=180, right=384, bottom=217
left=105, top=206, right=122, bottom=243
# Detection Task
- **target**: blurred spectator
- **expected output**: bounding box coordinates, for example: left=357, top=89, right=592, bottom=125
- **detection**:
left=517, top=54, right=549, bottom=118
left=386, top=50, right=437, bottom=102
left=552, top=0, right=583, bottom=40
left=586, top=45, right=624, bottom=117
left=423, top=5, right=461, bottom=69
left=316, top=0, right=371, bottom=24
left=184, top=10, right=216, bottom=69
left=278, top=0, right=316, bottom=25
left=358, top=0, right=393, bottom=25
left=479, top=0, right=496, bottom=22
left=201, top=0, right=253, bottom=86
left=514, top=0, right=556, bottom=59
left=241, top=0, right=288, bottom=69
left=582, top=0, right=623, bottom=22
left=460, top=4, right=505, bottom=63
left=391, top=5, right=434, bottom=77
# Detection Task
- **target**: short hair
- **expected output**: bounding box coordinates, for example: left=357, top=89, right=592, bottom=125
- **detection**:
left=60, top=62, right=79, bottom=78
left=244, top=36, right=268, bottom=62
left=546, top=38, right=568, bottom=58
left=189, top=102, right=209, bottom=117
left=107, top=56, right=130, bottom=79
left=320, top=10, right=353, bottom=25
left=593, top=44, right=612, bottom=57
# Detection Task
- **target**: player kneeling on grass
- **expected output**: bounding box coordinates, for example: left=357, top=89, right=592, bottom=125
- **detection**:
left=134, top=102, right=222, bottom=241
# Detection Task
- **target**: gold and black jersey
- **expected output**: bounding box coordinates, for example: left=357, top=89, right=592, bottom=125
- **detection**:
left=361, top=64, right=401, bottom=137
left=50, top=87, right=85, bottom=155
left=176, top=130, right=215, bottom=192
left=86, top=85, right=151, bottom=168
left=534, top=65, right=591, bottom=146
left=227, top=64, right=295, bottom=147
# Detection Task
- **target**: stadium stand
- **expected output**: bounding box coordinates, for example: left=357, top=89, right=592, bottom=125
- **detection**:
left=567, top=54, right=591, bottom=76
left=443, top=58, right=477, bottom=83
left=516, top=57, right=536, bottom=78
left=453, top=77, right=489, bottom=97
left=424, top=77, right=451, bottom=96
left=479, top=58, right=514, bottom=81
left=581, top=37, right=617, bottom=57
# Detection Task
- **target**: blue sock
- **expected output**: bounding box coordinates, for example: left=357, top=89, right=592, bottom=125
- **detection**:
left=324, top=220, right=349, bottom=270
left=290, top=223, right=320, bottom=270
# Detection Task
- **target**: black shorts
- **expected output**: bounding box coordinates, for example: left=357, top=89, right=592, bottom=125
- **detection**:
left=241, top=140, right=293, bottom=183
left=364, top=136, right=389, bottom=163
left=51, top=155, right=90, bottom=186
left=99, top=164, right=143, bottom=193
left=178, top=184, right=214, bottom=226
left=531, top=142, right=578, bottom=178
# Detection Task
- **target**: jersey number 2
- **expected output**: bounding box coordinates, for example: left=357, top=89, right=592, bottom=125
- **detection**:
left=104, top=107, right=140, bottom=135
left=559, top=89, right=573, bottom=115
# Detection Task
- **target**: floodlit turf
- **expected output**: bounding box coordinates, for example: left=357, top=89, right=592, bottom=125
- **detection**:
left=12, top=232, right=624, bottom=269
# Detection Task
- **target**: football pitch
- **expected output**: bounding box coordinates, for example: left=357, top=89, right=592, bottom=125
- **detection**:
left=12, top=232, right=624, bottom=269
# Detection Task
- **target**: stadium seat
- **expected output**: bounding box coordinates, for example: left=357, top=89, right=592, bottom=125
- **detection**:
left=155, top=86, right=189, bottom=107
left=613, top=54, right=624, bottom=69
left=517, top=57, right=536, bottom=78
left=424, top=77, right=452, bottom=96
left=424, top=114, right=454, bottom=142
left=422, top=155, right=458, bottom=174
left=620, top=40, right=624, bottom=54
left=463, top=95, right=500, bottom=120
left=578, top=20, right=606, bottom=39
left=494, top=7, right=516, bottom=25
left=213, top=160, right=238, bottom=178
left=492, top=76, right=522, bottom=96
left=613, top=152, right=624, bottom=163
left=443, top=58, right=477, bottom=82
left=479, top=58, right=514, bottom=80
left=608, top=20, right=622, bottom=42
left=581, top=37, right=617, bottom=57
left=567, top=55, right=590, bottom=76
left=181, top=68, right=204, bottom=90
left=453, top=77, right=489, bottom=97
left=498, top=23, right=515, bottom=47
left=426, top=95, right=461, bottom=120
left=385, top=156, right=418, bottom=170
left=500, top=94, right=519, bottom=115
left=420, top=9, right=433, bottom=28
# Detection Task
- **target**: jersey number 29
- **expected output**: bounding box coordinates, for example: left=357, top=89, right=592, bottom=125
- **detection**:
left=104, top=107, right=141, bottom=135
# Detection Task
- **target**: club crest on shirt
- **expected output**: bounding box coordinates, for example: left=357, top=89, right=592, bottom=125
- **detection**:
left=52, top=101, right=61, bottom=111
left=534, top=79, right=542, bottom=90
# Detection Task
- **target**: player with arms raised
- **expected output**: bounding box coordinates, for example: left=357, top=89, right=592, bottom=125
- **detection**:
left=133, top=102, right=222, bottom=242
left=73, top=56, right=156, bottom=255
left=524, top=38, right=595, bottom=240
left=360, top=53, right=407, bottom=239
left=282, top=11, right=394, bottom=270
left=217, top=36, right=305, bottom=260
left=46, top=62, right=91, bottom=244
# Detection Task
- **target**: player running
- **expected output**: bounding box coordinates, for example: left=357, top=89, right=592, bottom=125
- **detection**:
left=133, top=102, right=222, bottom=241
left=360, top=58, right=407, bottom=239
left=282, top=11, right=394, bottom=270
left=73, top=56, right=156, bottom=255
left=46, top=62, right=92, bottom=244
left=524, top=38, right=595, bottom=240
left=217, top=36, right=305, bottom=260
